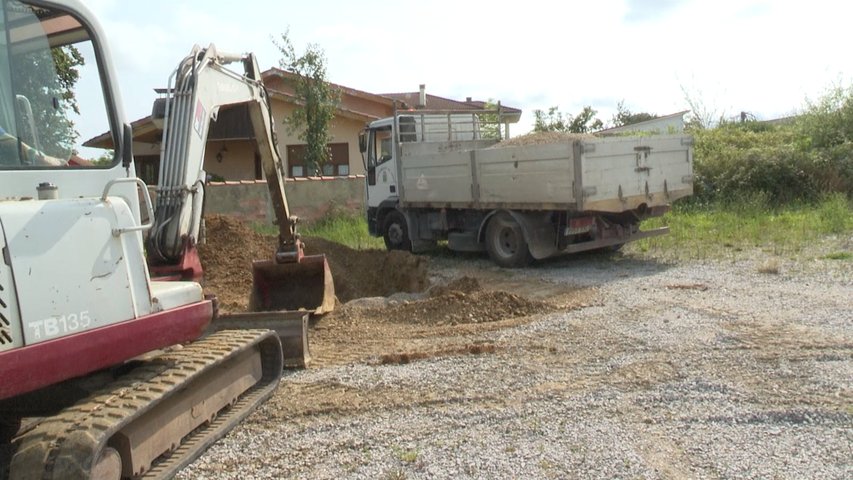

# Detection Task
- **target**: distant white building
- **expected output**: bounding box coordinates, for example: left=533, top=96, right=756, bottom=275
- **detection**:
left=597, top=110, right=689, bottom=136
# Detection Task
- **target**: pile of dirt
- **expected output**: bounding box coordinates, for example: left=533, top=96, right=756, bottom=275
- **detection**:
left=198, top=215, right=430, bottom=312
left=391, top=290, right=555, bottom=325
left=492, top=131, right=595, bottom=148
left=427, top=275, right=481, bottom=297
left=335, top=288, right=557, bottom=327
left=303, top=237, right=429, bottom=303
left=198, top=215, right=273, bottom=313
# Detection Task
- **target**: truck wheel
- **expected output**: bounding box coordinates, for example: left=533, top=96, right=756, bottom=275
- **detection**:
left=383, top=211, right=411, bottom=251
left=485, top=212, right=533, bottom=268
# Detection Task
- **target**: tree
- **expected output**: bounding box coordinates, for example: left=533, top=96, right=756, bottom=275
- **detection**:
left=10, top=45, right=84, bottom=157
left=273, top=30, right=339, bottom=175
left=568, top=106, right=604, bottom=133
left=533, top=105, right=603, bottom=133
left=478, top=99, right=503, bottom=140
left=533, top=106, right=569, bottom=132
left=611, top=100, right=657, bottom=127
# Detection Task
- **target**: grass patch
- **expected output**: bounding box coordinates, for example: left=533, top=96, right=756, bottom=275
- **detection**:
left=250, top=196, right=852, bottom=260
left=630, top=194, right=853, bottom=260
left=302, top=210, right=384, bottom=250
left=822, top=251, right=853, bottom=260
left=251, top=209, right=384, bottom=250
left=396, top=448, right=419, bottom=463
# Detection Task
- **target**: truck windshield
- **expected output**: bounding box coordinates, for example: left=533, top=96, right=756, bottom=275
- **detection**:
left=0, top=1, right=114, bottom=169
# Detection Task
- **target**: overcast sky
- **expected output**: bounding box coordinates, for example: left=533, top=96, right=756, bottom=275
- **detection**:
left=82, top=0, right=850, bottom=138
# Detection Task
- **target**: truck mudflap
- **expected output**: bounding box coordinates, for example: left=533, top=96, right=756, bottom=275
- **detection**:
left=8, top=330, right=283, bottom=480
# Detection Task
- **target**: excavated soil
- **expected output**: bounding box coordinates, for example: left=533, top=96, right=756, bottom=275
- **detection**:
left=198, top=215, right=429, bottom=312
left=336, top=276, right=556, bottom=327
left=302, top=238, right=429, bottom=303
left=198, top=214, right=594, bottom=369
left=197, top=216, right=271, bottom=313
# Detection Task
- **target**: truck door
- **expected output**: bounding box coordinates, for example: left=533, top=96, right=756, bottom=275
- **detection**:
left=365, top=125, right=396, bottom=208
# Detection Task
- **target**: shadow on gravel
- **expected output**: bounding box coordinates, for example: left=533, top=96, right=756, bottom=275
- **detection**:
left=538, top=249, right=673, bottom=272
left=424, top=245, right=674, bottom=284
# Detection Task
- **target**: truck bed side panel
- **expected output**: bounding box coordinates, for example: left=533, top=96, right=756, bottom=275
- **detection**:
left=400, top=142, right=476, bottom=204
left=474, top=143, right=576, bottom=206
left=580, top=135, right=693, bottom=212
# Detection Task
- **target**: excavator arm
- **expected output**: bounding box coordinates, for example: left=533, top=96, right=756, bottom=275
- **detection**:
left=147, top=44, right=334, bottom=314
left=146, top=44, right=301, bottom=272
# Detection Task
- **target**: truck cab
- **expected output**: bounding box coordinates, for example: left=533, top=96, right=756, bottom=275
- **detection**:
left=361, top=111, right=496, bottom=241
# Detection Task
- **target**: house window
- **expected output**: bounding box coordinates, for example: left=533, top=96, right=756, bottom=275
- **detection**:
left=286, top=142, right=350, bottom=177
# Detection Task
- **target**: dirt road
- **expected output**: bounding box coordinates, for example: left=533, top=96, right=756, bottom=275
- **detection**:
left=182, top=220, right=851, bottom=479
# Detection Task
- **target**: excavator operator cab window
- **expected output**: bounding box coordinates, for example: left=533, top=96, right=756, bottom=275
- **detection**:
left=0, top=1, right=115, bottom=169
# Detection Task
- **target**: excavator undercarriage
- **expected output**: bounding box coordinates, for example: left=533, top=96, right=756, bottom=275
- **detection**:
left=5, top=330, right=282, bottom=480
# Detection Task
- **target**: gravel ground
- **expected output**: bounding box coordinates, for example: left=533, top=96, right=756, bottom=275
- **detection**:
left=178, top=247, right=852, bottom=480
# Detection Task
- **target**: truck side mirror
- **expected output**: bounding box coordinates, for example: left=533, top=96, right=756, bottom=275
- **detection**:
left=358, top=132, right=367, bottom=153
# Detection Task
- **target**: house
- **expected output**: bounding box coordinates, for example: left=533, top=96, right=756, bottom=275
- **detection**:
left=382, top=85, right=522, bottom=137
left=85, top=74, right=521, bottom=185
left=597, top=110, right=689, bottom=136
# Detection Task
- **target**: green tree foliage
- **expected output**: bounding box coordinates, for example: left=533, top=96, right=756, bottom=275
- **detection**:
left=611, top=100, right=657, bottom=127
left=478, top=99, right=502, bottom=140
left=692, top=84, right=853, bottom=204
left=533, top=106, right=603, bottom=133
left=10, top=45, right=84, bottom=157
left=533, top=106, right=568, bottom=132
left=273, top=31, right=340, bottom=174
left=797, top=84, right=853, bottom=149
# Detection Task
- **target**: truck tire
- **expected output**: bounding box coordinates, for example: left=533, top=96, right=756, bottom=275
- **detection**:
left=383, top=210, right=411, bottom=251
left=485, top=212, right=533, bottom=268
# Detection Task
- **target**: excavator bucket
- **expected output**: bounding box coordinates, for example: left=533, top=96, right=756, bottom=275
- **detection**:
left=249, top=254, right=336, bottom=315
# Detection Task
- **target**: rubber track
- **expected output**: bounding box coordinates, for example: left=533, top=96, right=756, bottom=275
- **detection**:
left=9, top=330, right=282, bottom=480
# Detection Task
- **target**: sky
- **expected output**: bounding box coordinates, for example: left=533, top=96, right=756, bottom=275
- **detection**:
left=78, top=0, right=850, bottom=139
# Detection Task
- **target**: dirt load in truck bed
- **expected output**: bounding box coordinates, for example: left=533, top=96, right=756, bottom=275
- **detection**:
left=490, top=131, right=595, bottom=148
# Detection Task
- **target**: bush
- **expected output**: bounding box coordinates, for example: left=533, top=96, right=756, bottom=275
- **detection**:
left=817, top=192, right=853, bottom=234
left=797, top=84, right=853, bottom=150
left=692, top=123, right=820, bottom=204
left=691, top=84, right=853, bottom=205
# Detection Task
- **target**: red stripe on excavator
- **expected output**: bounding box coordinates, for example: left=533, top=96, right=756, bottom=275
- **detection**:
left=0, top=300, right=213, bottom=400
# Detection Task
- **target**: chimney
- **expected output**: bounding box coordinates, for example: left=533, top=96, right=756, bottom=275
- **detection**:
left=418, top=84, right=426, bottom=109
